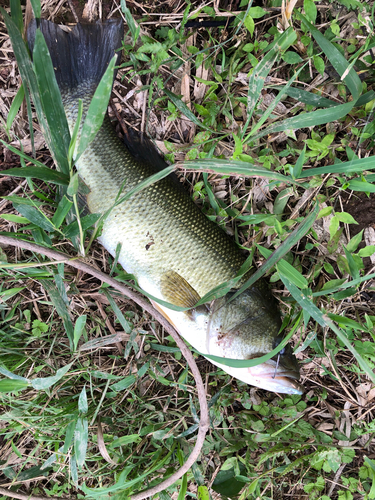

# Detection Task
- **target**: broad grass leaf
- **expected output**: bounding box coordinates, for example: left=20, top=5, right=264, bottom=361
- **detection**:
left=252, top=101, right=354, bottom=140
left=114, top=165, right=175, bottom=208
left=42, top=280, right=74, bottom=350
left=299, top=155, right=375, bottom=178
left=164, top=88, right=211, bottom=131
left=271, top=86, right=338, bottom=108
left=73, top=315, right=87, bottom=351
left=110, top=435, right=141, bottom=448
left=6, top=83, right=24, bottom=137
left=31, top=362, right=73, bottom=390
left=180, top=159, right=295, bottom=184
left=0, top=287, right=25, bottom=301
left=120, top=0, right=140, bottom=43
left=0, top=379, right=28, bottom=393
left=246, top=64, right=305, bottom=140
left=10, top=0, right=23, bottom=33
left=33, top=30, right=71, bottom=167
left=76, top=55, right=117, bottom=161
left=52, top=196, right=74, bottom=229
left=229, top=202, right=319, bottom=303
left=0, top=365, right=29, bottom=381
left=292, top=145, right=305, bottom=179
left=280, top=273, right=375, bottom=384
left=297, top=12, right=362, bottom=100
left=1, top=165, right=69, bottom=186
left=29, top=0, right=41, bottom=18
left=2, top=9, right=70, bottom=174
left=102, top=289, right=132, bottom=334
left=78, top=386, right=88, bottom=414
left=347, top=179, right=375, bottom=193
left=257, top=246, right=308, bottom=289
left=244, top=27, right=296, bottom=132
left=202, top=327, right=295, bottom=368
left=74, top=417, right=88, bottom=467
left=13, top=203, right=56, bottom=232
left=111, top=375, right=137, bottom=392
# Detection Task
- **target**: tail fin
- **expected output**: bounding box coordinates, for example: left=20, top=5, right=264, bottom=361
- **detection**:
left=27, top=19, right=123, bottom=92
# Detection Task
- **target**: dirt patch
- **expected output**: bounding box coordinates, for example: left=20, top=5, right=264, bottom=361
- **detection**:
left=343, top=192, right=375, bottom=236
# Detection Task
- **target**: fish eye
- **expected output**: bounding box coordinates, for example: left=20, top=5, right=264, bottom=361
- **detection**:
left=279, top=347, right=285, bottom=355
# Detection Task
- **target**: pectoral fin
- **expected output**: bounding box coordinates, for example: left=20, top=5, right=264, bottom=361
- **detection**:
left=160, top=271, right=203, bottom=318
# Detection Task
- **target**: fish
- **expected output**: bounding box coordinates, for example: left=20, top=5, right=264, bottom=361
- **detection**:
left=27, top=18, right=303, bottom=395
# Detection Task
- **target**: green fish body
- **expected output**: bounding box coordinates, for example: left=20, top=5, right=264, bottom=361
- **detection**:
left=28, top=19, right=303, bottom=394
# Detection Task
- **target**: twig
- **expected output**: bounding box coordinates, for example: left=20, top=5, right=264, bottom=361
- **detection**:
left=0, top=488, right=61, bottom=500
left=0, top=234, right=210, bottom=500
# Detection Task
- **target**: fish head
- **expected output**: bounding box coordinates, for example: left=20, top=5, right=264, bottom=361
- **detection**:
left=206, top=286, right=304, bottom=394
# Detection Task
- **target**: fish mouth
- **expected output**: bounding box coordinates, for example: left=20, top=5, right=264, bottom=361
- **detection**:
left=248, top=364, right=304, bottom=394
left=261, top=373, right=304, bottom=394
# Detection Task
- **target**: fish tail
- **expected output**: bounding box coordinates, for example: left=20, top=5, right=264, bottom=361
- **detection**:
left=27, top=18, right=123, bottom=93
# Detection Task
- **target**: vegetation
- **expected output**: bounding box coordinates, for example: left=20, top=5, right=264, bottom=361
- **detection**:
left=1, top=0, right=375, bottom=498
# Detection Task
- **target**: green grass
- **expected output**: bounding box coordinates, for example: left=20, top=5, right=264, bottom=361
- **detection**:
left=1, top=0, right=375, bottom=498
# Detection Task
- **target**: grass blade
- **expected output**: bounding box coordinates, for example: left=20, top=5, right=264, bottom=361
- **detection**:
left=229, top=202, right=320, bottom=303
left=6, top=83, right=24, bottom=138
left=76, top=56, right=117, bottom=161
left=180, top=159, right=296, bottom=184
left=1, top=165, right=69, bottom=185
left=279, top=273, right=375, bottom=384
left=33, top=30, right=71, bottom=171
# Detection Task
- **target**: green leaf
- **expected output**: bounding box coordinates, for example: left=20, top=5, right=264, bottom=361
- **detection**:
left=120, top=0, right=140, bottom=43
left=10, top=0, right=24, bottom=34
left=282, top=51, right=303, bottom=64
left=0, top=164, right=69, bottom=186
left=304, top=0, right=317, bottom=23
left=31, top=362, right=73, bottom=390
left=313, top=55, right=325, bottom=76
left=347, top=179, right=375, bottom=193
left=297, top=12, right=361, bottom=100
left=76, top=55, right=116, bottom=160
left=2, top=9, right=70, bottom=174
left=42, top=280, right=74, bottom=350
left=229, top=202, right=319, bottom=304
left=74, top=315, right=87, bottom=351
left=346, top=229, right=363, bottom=253
left=74, top=417, right=88, bottom=467
left=0, top=379, right=28, bottom=393
left=181, top=158, right=295, bottom=185
left=78, top=386, right=88, bottom=414
left=212, top=464, right=247, bottom=497
left=244, top=14, right=255, bottom=36
left=102, top=289, right=132, bottom=334
left=335, top=212, right=357, bottom=224
left=13, top=203, right=56, bottom=232
left=243, top=27, right=297, bottom=135
left=164, top=89, right=211, bottom=131
left=33, top=30, right=71, bottom=172
left=6, top=83, right=24, bottom=137
left=52, top=196, right=74, bottom=229
left=358, top=246, right=375, bottom=257
left=280, top=274, right=375, bottom=384
left=248, top=6, right=267, bottom=18
left=67, top=173, right=80, bottom=196
left=258, top=247, right=308, bottom=288
left=111, top=375, right=137, bottom=392
left=29, top=0, right=41, bottom=18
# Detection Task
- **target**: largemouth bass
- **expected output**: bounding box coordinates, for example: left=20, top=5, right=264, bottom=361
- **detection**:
left=27, top=19, right=303, bottom=394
